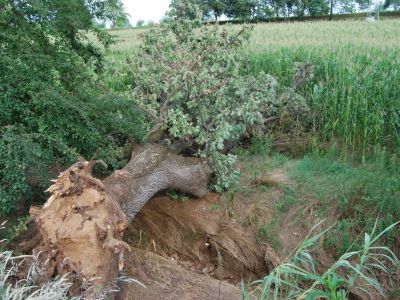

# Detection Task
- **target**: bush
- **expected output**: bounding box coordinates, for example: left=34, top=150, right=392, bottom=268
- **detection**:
left=0, top=91, right=146, bottom=215
left=0, top=1, right=146, bottom=216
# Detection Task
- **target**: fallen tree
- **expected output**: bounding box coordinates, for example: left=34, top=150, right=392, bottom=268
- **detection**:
left=19, top=1, right=313, bottom=298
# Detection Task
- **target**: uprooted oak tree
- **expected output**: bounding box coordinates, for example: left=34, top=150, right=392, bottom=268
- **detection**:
left=131, top=0, right=282, bottom=191
left=26, top=0, right=312, bottom=298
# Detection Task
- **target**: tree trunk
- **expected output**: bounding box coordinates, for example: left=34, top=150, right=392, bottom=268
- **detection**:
left=104, top=144, right=211, bottom=222
left=31, top=144, right=211, bottom=299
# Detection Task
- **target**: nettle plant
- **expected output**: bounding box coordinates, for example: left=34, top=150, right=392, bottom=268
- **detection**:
left=131, top=0, right=280, bottom=191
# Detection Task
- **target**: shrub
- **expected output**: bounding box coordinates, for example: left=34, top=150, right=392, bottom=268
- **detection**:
left=0, top=1, right=146, bottom=215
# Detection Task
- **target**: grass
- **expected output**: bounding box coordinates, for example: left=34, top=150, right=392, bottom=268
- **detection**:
left=235, top=137, right=400, bottom=257
left=0, top=251, right=72, bottom=300
left=243, top=220, right=400, bottom=300
left=289, top=148, right=400, bottom=255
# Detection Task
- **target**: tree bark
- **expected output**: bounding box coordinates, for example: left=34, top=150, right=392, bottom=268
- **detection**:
left=31, top=144, right=212, bottom=299
left=104, top=144, right=211, bottom=222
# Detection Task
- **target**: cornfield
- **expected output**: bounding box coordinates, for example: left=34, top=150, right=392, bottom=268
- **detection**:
left=246, top=20, right=400, bottom=158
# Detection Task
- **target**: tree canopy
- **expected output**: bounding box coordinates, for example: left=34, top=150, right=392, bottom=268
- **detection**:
left=383, top=0, right=400, bottom=9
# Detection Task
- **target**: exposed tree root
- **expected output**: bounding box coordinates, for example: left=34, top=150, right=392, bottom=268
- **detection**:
left=34, top=160, right=129, bottom=298
left=27, top=144, right=211, bottom=299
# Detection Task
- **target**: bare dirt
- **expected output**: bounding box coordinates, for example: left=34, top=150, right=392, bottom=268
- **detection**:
left=127, top=193, right=271, bottom=283
left=119, top=248, right=242, bottom=300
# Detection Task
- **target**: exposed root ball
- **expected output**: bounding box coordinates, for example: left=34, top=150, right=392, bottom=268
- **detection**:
left=34, top=161, right=129, bottom=299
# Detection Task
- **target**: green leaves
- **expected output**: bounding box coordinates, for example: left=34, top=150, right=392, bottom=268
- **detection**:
left=131, top=0, right=280, bottom=190
left=0, top=1, right=145, bottom=216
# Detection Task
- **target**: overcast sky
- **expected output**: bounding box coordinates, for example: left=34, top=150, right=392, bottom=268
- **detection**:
left=122, top=0, right=172, bottom=25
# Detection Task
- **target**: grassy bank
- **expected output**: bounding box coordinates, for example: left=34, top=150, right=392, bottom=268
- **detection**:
left=235, top=139, right=400, bottom=257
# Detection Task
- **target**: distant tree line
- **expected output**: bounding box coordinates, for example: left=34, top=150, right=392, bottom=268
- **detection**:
left=136, top=20, right=156, bottom=27
left=197, top=0, right=397, bottom=21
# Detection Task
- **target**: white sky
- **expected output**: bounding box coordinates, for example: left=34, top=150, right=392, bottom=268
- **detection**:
left=122, top=0, right=172, bottom=25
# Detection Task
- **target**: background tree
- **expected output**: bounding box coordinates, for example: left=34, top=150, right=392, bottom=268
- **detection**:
left=327, top=0, right=371, bottom=19
left=223, top=0, right=258, bottom=20
left=136, top=19, right=145, bottom=27
left=147, top=20, right=156, bottom=26
left=383, top=0, right=400, bottom=9
left=216, top=0, right=375, bottom=20
left=306, top=0, right=329, bottom=16
left=114, top=15, right=131, bottom=28
left=198, top=0, right=226, bottom=20
left=102, top=0, right=130, bottom=28
left=337, top=0, right=356, bottom=13
left=358, top=0, right=373, bottom=10
left=93, top=18, right=107, bottom=28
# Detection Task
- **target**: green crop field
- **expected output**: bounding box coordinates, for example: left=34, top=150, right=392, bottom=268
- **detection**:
left=108, top=19, right=400, bottom=159
left=247, top=20, right=400, bottom=159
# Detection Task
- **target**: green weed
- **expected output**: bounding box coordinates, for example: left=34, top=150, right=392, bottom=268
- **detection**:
left=166, top=190, right=190, bottom=202
left=243, top=220, right=400, bottom=300
left=289, top=154, right=400, bottom=254
left=257, top=222, right=281, bottom=249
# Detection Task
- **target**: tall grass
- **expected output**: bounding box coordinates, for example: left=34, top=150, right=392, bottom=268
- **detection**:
left=245, top=20, right=400, bottom=158
left=0, top=251, right=72, bottom=300
left=242, top=220, right=400, bottom=300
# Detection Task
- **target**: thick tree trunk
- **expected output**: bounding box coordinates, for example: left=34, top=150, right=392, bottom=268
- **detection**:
left=104, top=144, right=211, bottom=222
left=31, top=144, right=211, bottom=299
